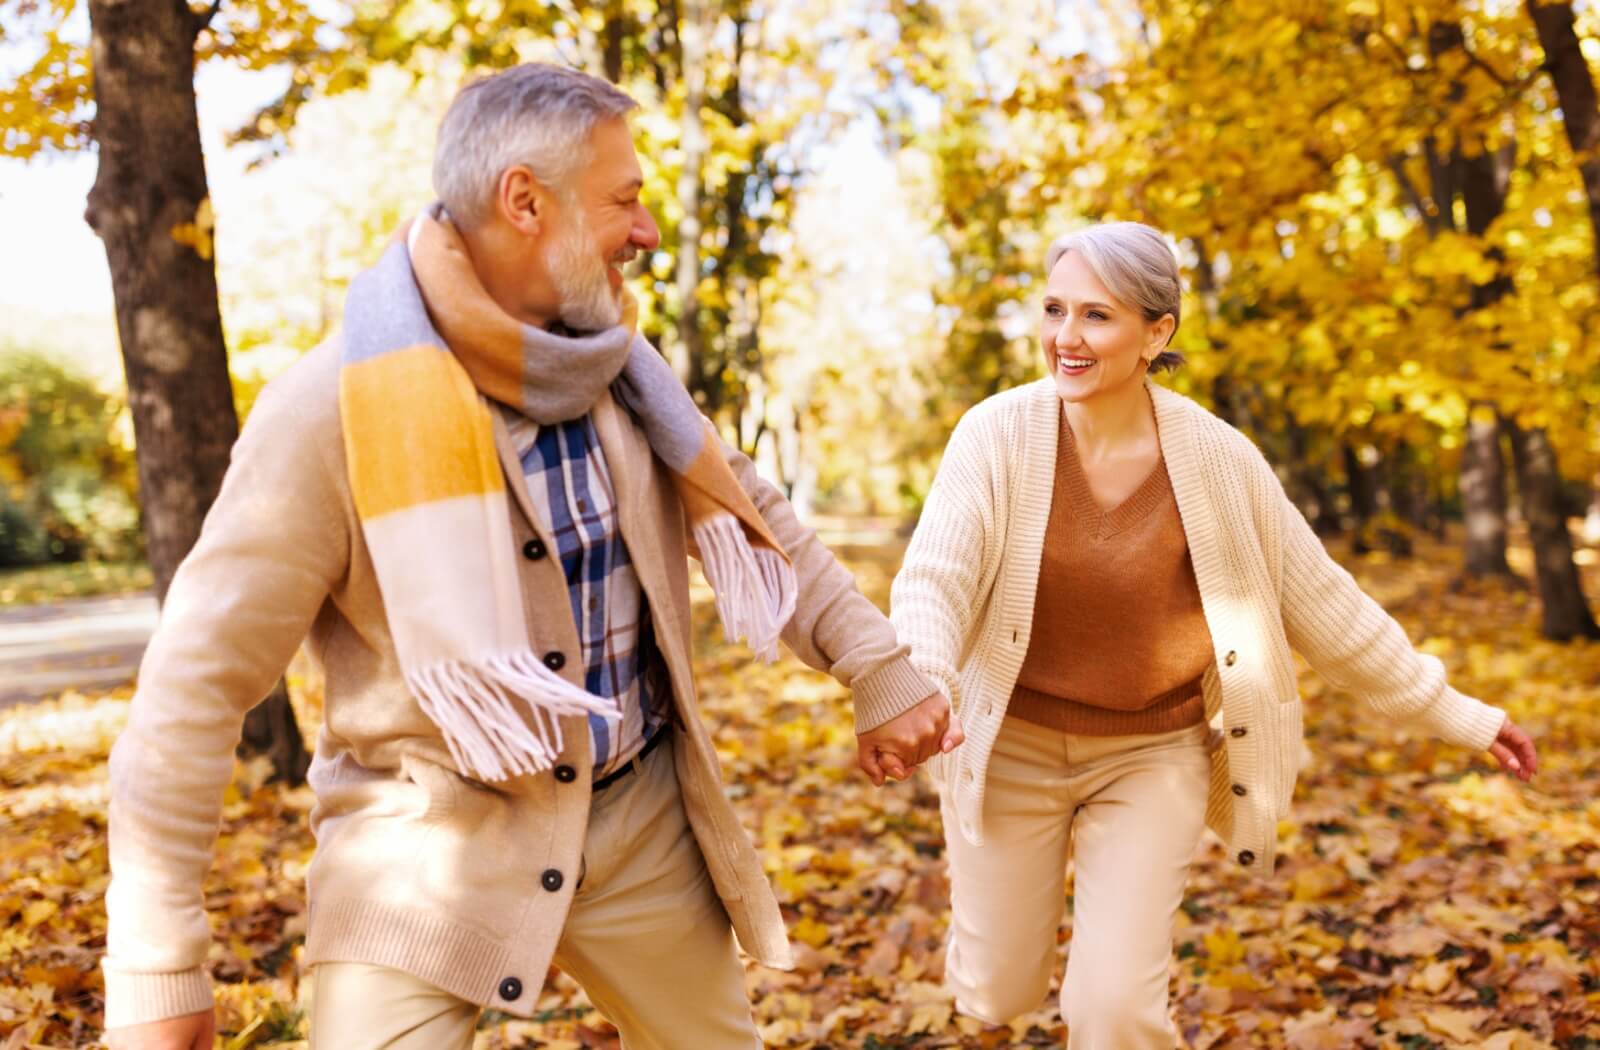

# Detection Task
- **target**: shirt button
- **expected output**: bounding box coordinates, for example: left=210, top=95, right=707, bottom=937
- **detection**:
left=499, top=976, right=523, bottom=1001
left=1230, top=726, right=1248, bottom=738
left=554, top=765, right=577, bottom=783
left=543, top=651, right=566, bottom=672
left=1232, top=783, right=1247, bottom=797
left=522, top=538, right=547, bottom=561
left=1224, top=650, right=1238, bottom=667
left=575, top=497, right=588, bottom=512
left=1237, top=849, right=1256, bottom=866
left=541, top=869, right=564, bottom=892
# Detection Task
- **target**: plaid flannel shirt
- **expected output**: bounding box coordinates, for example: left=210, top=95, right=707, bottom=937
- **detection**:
left=503, top=409, right=671, bottom=780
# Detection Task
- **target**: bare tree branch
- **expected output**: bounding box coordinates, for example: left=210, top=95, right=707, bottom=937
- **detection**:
left=190, top=0, right=222, bottom=39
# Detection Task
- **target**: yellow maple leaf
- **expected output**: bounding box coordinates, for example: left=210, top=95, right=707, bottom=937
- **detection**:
left=1290, top=862, right=1348, bottom=902
left=22, top=899, right=57, bottom=928
left=789, top=916, right=831, bottom=948
left=1204, top=927, right=1246, bottom=966
left=1421, top=1006, right=1489, bottom=1043
left=169, top=197, right=216, bottom=260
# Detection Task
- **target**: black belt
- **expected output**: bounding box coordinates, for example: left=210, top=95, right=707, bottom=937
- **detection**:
left=592, top=724, right=669, bottom=792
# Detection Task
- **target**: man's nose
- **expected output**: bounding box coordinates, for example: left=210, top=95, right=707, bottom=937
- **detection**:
left=633, top=205, right=661, bottom=251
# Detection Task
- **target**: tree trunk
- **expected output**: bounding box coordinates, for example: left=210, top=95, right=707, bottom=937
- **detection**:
left=1526, top=0, right=1600, bottom=280
left=85, top=0, right=307, bottom=784
left=239, top=679, right=311, bottom=783
left=674, top=0, right=708, bottom=397
left=1461, top=406, right=1516, bottom=577
left=1387, top=441, right=1429, bottom=547
left=1505, top=419, right=1600, bottom=640
left=1344, top=444, right=1381, bottom=554
left=1421, top=20, right=1519, bottom=579
left=85, top=0, right=236, bottom=603
left=602, top=0, right=627, bottom=83
left=1279, top=400, right=1342, bottom=537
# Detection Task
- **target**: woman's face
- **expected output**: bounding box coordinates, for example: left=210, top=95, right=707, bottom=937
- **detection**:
left=1041, top=250, right=1172, bottom=404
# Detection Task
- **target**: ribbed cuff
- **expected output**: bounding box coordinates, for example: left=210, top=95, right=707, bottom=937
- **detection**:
left=101, top=963, right=212, bottom=1030
left=851, top=656, right=942, bottom=733
left=1415, top=688, right=1507, bottom=753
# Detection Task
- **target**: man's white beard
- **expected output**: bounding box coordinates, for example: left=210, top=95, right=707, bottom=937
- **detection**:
left=547, top=219, right=623, bottom=331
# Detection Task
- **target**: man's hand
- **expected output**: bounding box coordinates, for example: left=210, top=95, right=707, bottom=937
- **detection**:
left=1489, top=717, right=1538, bottom=782
left=857, top=691, right=964, bottom=786
left=106, top=1010, right=215, bottom=1050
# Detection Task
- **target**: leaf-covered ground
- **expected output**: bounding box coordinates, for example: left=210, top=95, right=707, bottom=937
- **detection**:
left=2, top=534, right=1597, bottom=1048
left=0, top=562, right=152, bottom=607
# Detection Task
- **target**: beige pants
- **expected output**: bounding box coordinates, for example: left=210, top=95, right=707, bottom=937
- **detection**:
left=942, top=716, right=1212, bottom=1049
left=310, top=735, right=759, bottom=1050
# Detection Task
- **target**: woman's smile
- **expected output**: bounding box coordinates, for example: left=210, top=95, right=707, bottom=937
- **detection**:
left=1057, top=352, right=1098, bottom=376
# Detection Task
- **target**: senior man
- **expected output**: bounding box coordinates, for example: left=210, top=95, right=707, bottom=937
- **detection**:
left=104, top=63, right=959, bottom=1050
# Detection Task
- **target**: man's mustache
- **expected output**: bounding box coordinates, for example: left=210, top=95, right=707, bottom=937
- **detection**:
left=611, top=246, right=644, bottom=275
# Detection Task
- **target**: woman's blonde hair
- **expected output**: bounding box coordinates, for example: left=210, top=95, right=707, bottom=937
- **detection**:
left=1045, top=222, right=1185, bottom=374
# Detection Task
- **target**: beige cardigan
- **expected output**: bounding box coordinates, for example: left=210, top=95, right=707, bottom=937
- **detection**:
left=102, top=340, right=936, bottom=1029
left=890, top=379, right=1505, bottom=871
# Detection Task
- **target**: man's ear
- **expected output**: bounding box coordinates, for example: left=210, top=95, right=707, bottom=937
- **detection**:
left=496, top=165, right=550, bottom=237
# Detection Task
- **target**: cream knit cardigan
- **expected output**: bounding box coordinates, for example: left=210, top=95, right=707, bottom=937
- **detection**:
left=891, top=379, right=1506, bottom=872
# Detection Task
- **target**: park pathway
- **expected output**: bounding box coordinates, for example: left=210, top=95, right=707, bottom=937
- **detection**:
left=0, top=593, right=156, bottom=709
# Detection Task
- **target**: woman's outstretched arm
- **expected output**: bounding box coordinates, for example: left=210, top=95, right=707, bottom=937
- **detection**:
left=1275, top=477, right=1535, bottom=778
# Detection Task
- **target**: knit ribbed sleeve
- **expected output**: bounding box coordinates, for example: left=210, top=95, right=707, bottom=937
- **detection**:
left=891, top=409, right=998, bottom=710
left=1275, top=475, right=1505, bottom=752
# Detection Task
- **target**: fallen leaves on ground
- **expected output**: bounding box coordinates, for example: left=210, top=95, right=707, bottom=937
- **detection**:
left=1, top=533, right=1597, bottom=1048
left=0, top=562, right=153, bottom=607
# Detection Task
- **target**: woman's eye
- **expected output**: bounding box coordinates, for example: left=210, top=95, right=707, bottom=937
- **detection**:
left=1045, top=305, right=1063, bottom=317
left=1087, top=311, right=1107, bottom=321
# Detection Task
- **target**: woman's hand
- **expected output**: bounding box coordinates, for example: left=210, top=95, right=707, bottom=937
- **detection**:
left=1489, top=718, right=1538, bottom=782
left=857, top=692, right=964, bottom=785
left=106, top=1011, right=215, bottom=1050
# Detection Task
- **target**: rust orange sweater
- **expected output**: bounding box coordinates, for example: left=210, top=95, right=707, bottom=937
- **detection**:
left=1008, top=412, right=1213, bottom=735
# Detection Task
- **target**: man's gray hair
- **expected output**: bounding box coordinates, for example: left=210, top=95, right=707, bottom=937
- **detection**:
left=1045, top=221, right=1186, bottom=373
left=433, top=63, right=638, bottom=228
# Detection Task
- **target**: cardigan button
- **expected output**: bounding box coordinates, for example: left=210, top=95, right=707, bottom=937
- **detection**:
left=499, top=976, right=523, bottom=1001
left=554, top=764, right=577, bottom=783
left=522, top=538, right=547, bottom=561
left=543, top=651, right=566, bottom=672
left=1230, top=726, right=1247, bottom=738
left=541, top=869, right=564, bottom=892
left=1232, top=783, right=1247, bottom=797
left=1224, top=650, right=1238, bottom=667
left=1237, top=849, right=1255, bottom=866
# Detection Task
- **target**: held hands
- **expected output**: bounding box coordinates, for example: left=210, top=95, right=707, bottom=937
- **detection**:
left=106, top=1010, right=215, bottom=1050
left=1489, top=717, right=1538, bottom=782
left=856, top=691, right=964, bottom=786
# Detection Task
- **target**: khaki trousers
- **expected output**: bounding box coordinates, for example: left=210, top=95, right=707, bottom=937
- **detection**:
left=309, top=735, right=759, bottom=1050
left=942, top=716, right=1212, bottom=1049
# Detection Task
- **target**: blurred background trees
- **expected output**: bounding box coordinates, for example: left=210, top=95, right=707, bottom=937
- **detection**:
left=2, top=0, right=1598, bottom=639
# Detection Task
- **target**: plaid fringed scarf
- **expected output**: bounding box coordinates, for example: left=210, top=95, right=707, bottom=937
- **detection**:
left=339, top=204, right=796, bottom=781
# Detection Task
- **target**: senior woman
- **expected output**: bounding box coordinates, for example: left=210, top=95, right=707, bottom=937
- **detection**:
left=887, top=221, right=1539, bottom=1047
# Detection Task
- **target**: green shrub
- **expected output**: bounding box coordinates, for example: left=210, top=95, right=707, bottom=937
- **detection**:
left=0, top=352, right=143, bottom=567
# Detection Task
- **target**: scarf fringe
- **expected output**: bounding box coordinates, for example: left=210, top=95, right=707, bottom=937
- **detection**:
left=694, top=513, right=798, bottom=662
left=406, top=652, right=621, bottom=782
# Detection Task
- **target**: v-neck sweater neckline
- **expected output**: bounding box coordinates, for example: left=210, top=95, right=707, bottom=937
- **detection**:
left=1058, top=411, right=1171, bottom=539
